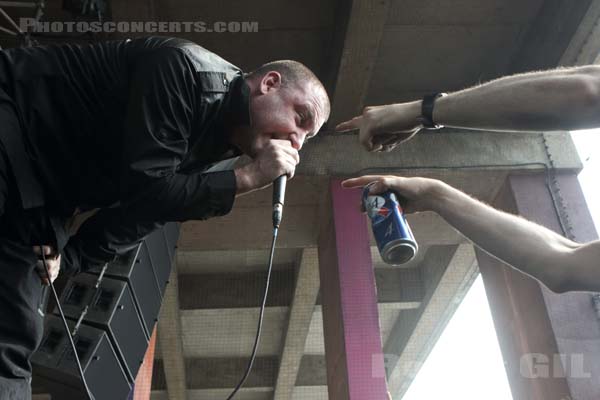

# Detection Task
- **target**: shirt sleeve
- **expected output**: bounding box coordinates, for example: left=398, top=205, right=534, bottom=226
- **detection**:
left=61, top=45, right=237, bottom=274
left=120, top=45, right=238, bottom=220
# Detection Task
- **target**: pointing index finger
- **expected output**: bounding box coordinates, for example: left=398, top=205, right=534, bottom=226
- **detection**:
left=335, top=116, right=362, bottom=132
left=341, top=175, right=383, bottom=188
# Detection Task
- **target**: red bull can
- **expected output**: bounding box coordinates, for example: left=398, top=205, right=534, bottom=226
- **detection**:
left=363, top=184, right=418, bottom=265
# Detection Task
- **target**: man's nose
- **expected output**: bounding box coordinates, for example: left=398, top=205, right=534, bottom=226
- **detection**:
left=289, top=132, right=304, bottom=150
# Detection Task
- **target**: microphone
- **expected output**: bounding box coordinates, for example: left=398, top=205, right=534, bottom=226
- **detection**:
left=272, top=175, right=287, bottom=229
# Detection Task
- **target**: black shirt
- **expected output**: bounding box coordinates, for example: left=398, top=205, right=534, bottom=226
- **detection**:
left=0, top=37, right=247, bottom=273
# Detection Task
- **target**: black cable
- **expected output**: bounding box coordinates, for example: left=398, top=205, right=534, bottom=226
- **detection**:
left=40, top=247, right=95, bottom=400
left=226, top=227, right=279, bottom=400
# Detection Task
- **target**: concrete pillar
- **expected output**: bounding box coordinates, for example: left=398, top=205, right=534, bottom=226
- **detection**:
left=317, top=179, right=388, bottom=400
left=477, top=173, right=600, bottom=400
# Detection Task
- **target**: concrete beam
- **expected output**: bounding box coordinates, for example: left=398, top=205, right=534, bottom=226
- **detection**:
left=177, top=307, right=289, bottom=359
left=387, top=244, right=478, bottom=397
left=174, top=303, right=417, bottom=360
left=157, top=260, right=187, bottom=400
left=178, top=268, right=295, bottom=309
left=329, top=0, right=391, bottom=125
left=179, top=205, right=318, bottom=251
left=560, top=0, right=600, bottom=66
left=151, top=386, right=329, bottom=400
left=386, top=0, right=543, bottom=25
left=510, top=0, right=594, bottom=72
left=176, top=245, right=430, bottom=274
left=273, top=248, right=320, bottom=400
left=151, top=388, right=272, bottom=400
left=180, top=208, right=463, bottom=251
left=156, top=0, right=333, bottom=31
left=178, top=267, right=423, bottom=309
left=176, top=249, right=300, bottom=274
left=231, top=176, right=325, bottom=208
left=152, top=355, right=327, bottom=391
left=299, top=131, right=581, bottom=176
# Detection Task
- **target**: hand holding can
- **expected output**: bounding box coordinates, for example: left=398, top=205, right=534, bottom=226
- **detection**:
left=362, top=183, right=418, bottom=265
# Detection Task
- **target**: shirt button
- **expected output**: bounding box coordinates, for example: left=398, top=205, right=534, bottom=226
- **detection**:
left=223, top=77, right=228, bottom=85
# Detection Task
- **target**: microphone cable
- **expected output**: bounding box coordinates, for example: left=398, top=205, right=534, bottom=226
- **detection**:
left=226, top=226, right=278, bottom=400
left=40, top=247, right=95, bottom=400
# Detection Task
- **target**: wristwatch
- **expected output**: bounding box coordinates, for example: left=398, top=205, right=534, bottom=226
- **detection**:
left=420, top=93, right=447, bottom=129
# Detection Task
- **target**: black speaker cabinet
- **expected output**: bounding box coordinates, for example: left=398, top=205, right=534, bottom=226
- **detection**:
left=88, top=244, right=162, bottom=340
left=145, top=226, right=177, bottom=296
left=32, top=315, right=130, bottom=400
left=163, top=222, right=180, bottom=253
left=58, top=273, right=148, bottom=383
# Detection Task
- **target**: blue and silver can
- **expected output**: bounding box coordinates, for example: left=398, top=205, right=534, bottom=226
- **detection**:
left=363, top=185, right=418, bottom=265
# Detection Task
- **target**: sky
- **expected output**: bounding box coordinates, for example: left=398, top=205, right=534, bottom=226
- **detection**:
left=399, top=130, right=600, bottom=400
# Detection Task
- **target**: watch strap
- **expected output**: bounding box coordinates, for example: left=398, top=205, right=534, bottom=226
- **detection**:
left=420, top=93, right=447, bottom=129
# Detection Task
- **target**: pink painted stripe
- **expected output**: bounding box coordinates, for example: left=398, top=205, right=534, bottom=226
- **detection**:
left=330, top=179, right=388, bottom=399
left=133, top=327, right=157, bottom=400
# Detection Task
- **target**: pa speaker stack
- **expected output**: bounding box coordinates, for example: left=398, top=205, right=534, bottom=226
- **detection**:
left=32, top=223, right=180, bottom=400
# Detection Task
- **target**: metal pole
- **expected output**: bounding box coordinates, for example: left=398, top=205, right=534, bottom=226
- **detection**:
left=0, top=7, right=24, bottom=35
left=0, top=24, right=15, bottom=35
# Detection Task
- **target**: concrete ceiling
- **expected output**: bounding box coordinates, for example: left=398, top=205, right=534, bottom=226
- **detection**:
left=6, top=0, right=595, bottom=399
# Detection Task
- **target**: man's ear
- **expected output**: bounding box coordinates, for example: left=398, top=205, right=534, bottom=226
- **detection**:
left=260, top=71, right=282, bottom=94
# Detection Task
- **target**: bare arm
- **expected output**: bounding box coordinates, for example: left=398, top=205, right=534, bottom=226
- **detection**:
left=436, top=66, right=600, bottom=132
left=433, top=181, right=599, bottom=293
left=342, top=175, right=600, bottom=293
left=336, top=66, right=600, bottom=151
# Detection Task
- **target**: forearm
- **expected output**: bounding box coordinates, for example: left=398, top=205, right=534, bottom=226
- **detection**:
left=431, top=182, right=580, bottom=292
left=433, top=66, right=600, bottom=132
left=123, top=170, right=237, bottom=221
left=234, top=166, right=255, bottom=196
left=63, top=170, right=238, bottom=274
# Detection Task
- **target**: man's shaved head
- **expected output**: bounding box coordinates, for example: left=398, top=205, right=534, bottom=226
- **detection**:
left=247, top=60, right=330, bottom=125
left=232, top=60, right=330, bottom=159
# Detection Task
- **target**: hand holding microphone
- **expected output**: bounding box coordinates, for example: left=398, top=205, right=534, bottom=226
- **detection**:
left=234, top=139, right=299, bottom=196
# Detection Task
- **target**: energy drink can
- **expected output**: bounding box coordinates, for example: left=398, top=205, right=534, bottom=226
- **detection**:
left=363, top=184, right=418, bottom=265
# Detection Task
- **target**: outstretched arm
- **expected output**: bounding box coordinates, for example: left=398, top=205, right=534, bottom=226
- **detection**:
left=435, top=66, right=600, bottom=132
left=337, top=66, right=600, bottom=151
left=342, top=175, right=600, bottom=293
